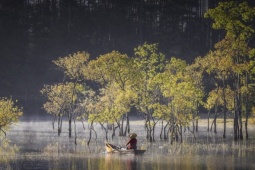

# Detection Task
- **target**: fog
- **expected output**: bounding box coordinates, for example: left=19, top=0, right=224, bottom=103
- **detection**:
left=1, top=118, right=255, bottom=169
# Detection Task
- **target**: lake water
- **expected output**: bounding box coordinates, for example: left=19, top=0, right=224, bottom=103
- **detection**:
left=1, top=120, right=255, bottom=170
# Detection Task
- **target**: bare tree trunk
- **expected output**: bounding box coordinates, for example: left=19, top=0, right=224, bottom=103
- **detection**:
left=237, top=74, right=243, bottom=140
left=234, top=88, right=238, bottom=141
left=196, top=101, right=199, bottom=132
left=68, top=116, right=72, bottom=138
left=210, top=106, right=217, bottom=134
left=160, top=120, right=164, bottom=140
left=73, top=117, right=77, bottom=146
left=207, top=110, right=210, bottom=132
left=245, top=111, right=248, bottom=139
left=112, top=123, right=120, bottom=140
left=152, top=120, right=156, bottom=142
left=119, top=115, right=124, bottom=136
left=169, top=126, right=174, bottom=145
left=87, top=121, right=97, bottom=146
left=126, top=113, right=130, bottom=134
left=58, top=116, right=62, bottom=136
left=163, top=121, right=170, bottom=140
left=179, top=125, right=183, bottom=143
left=52, top=115, right=56, bottom=130
left=245, top=73, right=249, bottom=139
left=146, top=115, right=153, bottom=142
left=123, top=113, right=130, bottom=136
left=100, top=123, right=108, bottom=140
left=223, top=77, right=227, bottom=139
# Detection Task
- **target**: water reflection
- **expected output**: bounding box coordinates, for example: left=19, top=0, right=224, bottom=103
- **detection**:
left=1, top=150, right=255, bottom=169
left=105, top=154, right=137, bottom=170
left=1, top=121, right=255, bottom=169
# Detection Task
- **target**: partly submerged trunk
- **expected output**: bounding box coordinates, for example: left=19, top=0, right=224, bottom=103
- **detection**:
left=163, top=121, right=170, bottom=140
left=58, top=116, right=63, bottom=136
left=73, top=117, right=77, bottom=146
left=207, top=110, right=210, bottom=132
left=210, top=106, right=218, bottom=134
left=145, top=115, right=153, bottom=142
left=152, top=119, right=156, bottom=142
left=68, top=115, right=72, bottom=138
left=195, top=101, right=199, bottom=132
left=223, top=77, right=227, bottom=139
left=179, top=125, right=183, bottom=143
left=244, top=72, right=250, bottom=139
left=112, top=123, right=120, bottom=140
left=100, top=123, right=108, bottom=140
left=87, top=121, right=97, bottom=146
left=119, top=115, right=124, bottom=136
left=234, top=80, right=239, bottom=141
left=234, top=73, right=243, bottom=140
left=52, top=115, right=56, bottom=130
left=124, top=113, right=130, bottom=136
left=160, top=120, right=164, bottom=140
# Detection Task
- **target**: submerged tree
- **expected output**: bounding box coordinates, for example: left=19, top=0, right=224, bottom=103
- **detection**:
left=159, top=58, right=204, bottom=143
left=84, top=51, right=136, bottom=136
left=0, top=97, right=23, bottom=137
left=204, top=1, right=255, bottom=140
left=41, top=52, right=89, bottom=138
left=41, top=82, right=85, bottom=137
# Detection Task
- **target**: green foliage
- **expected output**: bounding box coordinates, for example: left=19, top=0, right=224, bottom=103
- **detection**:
left=53, top=51, right=90, bottom=80
left=205, top=86, right=234, bottom=111
left=195, top=17, right=254, bottom=117
left=133, top=43, right=166, bottom=109
left=85, top=51, right=132, bottom=87
left=40, top=82, right=85, bottom=116
left=205, top=1, right=255, bottom=40
left=84, top=51, right=137, bottom=124
left=0, top=97, right=23, bottom=135
left=134, top=43, right=165, bottom=78
left=161, top=58, right=204, bottom=110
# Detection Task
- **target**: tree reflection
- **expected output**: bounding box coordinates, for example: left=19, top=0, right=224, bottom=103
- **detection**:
left=0, top=135, right=19, bottom=168
left=105, top=154, right=137, bottom=170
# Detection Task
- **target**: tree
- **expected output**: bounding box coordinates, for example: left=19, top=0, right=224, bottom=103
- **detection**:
left=76, top=89, right=99, bottom=146
left=52, top=51, right=90, bottom=138
left=41, top=82, right=84, bottom=137
left=132, top=43, right=166, bottom=142
left=159, top=57, right=204, bottom=143
left=0, top=97, right=23, bottom=137
left=204, top=1, right=255, bottom=140
left=84, top=51, right=136, bottom=136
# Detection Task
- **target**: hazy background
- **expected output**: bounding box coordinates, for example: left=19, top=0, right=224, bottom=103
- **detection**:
left=1, top=0, right=255, bottom=119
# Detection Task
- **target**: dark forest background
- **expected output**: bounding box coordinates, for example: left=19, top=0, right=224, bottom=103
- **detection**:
left=0, top=0, right=254, bottom=117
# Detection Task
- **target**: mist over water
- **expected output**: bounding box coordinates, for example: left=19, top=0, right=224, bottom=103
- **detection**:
left=1, top=119, right=255, bottom=170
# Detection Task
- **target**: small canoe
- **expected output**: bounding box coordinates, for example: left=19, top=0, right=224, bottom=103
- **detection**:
left=105, top=142, right=146, bottom=155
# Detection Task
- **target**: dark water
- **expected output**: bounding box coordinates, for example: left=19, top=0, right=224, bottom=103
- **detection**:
left=1, top=121, right=255, bottom=170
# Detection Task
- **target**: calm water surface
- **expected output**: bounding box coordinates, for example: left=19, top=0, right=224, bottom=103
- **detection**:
left=1, top=121, right=255, bottom=170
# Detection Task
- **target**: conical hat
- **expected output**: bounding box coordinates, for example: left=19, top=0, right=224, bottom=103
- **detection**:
left=129, top=133, right=137, bottom=138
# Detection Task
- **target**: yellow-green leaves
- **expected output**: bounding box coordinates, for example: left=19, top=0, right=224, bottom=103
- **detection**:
left=40, top=82, right=84, bottom=116
left=160, top=57, right=204, bottom=115
left=0, top=97, right=23, bottom=135
left=86, top=51, right=131, bottom=88
left=53, top=51, right=90, bottom=80
left=205, top=1, right=255, bottom=40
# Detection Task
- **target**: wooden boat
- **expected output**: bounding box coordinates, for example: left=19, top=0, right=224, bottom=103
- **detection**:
left=105, top=142, right=146, bottom=155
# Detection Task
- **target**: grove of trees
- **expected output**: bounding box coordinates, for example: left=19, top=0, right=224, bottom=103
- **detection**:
left=3, top=0, right=255, bottom=116
left=1, top=1, right=255, bottom=147
left=40, top=1, right=255, bottom=144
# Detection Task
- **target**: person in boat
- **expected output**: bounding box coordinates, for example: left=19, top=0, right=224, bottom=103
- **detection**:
left=126, top=133, right=137, bottom=150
